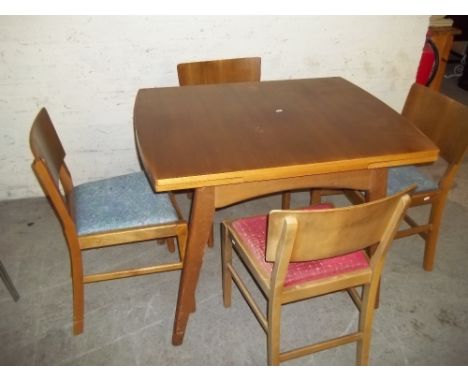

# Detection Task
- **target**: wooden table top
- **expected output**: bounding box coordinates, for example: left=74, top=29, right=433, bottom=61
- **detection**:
left=134, top=77, right=439, bottom=191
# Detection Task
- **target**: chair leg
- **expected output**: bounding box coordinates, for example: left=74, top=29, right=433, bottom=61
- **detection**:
left=157, top=239, right=165, bottom=245
left=423, top=196, right=446, bottom=271
left=282, top=192, right=291, bottom=209
left=267, top=299, right=282, bottom=366
left=72, top=280, right=84, bottom=335
left=0, top=260, right=20, bottom=302
left=207, top=224, right=214, bottom=248
left=69, top=245, right=85, bottom=335
left=309, top=189, right=322, bottom=205
left=166, top=238, right=176, bottom=253
left=221, top=224, right=232, bottom=308
left=356, top=283, right=377, bottom=365
left=176, top=226, right=188, bottom=262
left=374, top=281, right=380, bottom=309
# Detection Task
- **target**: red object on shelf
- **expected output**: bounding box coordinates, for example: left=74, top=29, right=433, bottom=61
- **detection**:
left=416, top=39, right=436, bottom=85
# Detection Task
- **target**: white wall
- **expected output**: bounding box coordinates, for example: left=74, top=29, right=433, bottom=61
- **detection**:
left=0, top=15, right=429, bottom=200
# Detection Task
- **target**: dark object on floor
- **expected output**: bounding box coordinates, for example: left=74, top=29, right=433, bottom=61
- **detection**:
left=0, top=260, right=20, bottom=302
left=458, top=59, right=468, bottom=91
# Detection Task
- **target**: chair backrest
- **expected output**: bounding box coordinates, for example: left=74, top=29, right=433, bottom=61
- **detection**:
left=177, top=57, right=261, bottom=86
left=266, top=191, right=411, bottom=268
left=30, top=108, right=75, bottom=232
left=402, top=83, right=468, bottom=166
left=30, top=108, right=67, bottom=186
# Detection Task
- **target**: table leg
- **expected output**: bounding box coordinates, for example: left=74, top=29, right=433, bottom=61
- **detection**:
left=172, top=186, right=215, bottom=345
left=364, top=168, right=388, bottom=202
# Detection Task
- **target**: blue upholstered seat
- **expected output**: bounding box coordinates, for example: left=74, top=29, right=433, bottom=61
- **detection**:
left=73, top=172, right=179, bottom=236
left=387, top=166, right=438, bottom=196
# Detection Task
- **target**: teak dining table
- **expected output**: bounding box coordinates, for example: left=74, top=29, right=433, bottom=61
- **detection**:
left=134, top=77, right=439, bottom=345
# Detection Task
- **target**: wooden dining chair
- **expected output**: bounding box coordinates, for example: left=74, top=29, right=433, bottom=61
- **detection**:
left=221, top=190, right=410, bottom=365
left=177, top=57, right=261, bottom=247
left=29, top=108, right=188, bottom=335
left=342, top=84, right=468, bottom=271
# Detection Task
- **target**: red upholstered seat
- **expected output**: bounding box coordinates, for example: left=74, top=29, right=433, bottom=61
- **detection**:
left=231, top=204, right=369, bottom=287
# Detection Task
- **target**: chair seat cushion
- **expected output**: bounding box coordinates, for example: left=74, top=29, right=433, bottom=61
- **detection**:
left=73, top=172, right=179, bottom=236
left=388, top=166, right=438, bottom=195
left=231, top=204, right=369, bottom=288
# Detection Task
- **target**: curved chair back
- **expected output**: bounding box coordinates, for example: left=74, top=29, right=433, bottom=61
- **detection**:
left=30, top=108, right=75, bottom=234
left=402, top=83, right=468, bottom=166
left=267, top=190, right=410, bottom=265
left=177, top=57, right=261, bottom=86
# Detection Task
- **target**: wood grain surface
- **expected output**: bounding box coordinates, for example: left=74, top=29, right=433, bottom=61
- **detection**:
left=135, top=77, right=438, bottom=191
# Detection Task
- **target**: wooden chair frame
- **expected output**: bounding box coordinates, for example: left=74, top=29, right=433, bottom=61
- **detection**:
left=321, top=84, right=468, bottom=271
left=390, top=84, right=467, bottom=271
left=222, top=191, right=410, bottom=365
left=30, top=108, right=188, bottom=335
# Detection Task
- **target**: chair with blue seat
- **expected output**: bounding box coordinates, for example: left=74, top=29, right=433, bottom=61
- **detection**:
left=343, top=83, right=468, bottom=271
left=29, top=108, right=188, bottom=335
left=222, top=191, right=411, bottom=365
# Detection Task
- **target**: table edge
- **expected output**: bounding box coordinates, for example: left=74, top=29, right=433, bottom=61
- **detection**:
left=152, top=150, right=439, bottom=191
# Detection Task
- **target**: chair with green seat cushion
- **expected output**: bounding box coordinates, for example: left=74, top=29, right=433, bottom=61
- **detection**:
left=30, top=107, right=188, bottom=335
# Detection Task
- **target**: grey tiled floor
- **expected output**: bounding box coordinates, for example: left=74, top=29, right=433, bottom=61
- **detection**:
left=2, top=159, right=468, bottom=365
left=1, top=76, right=468, bottom=365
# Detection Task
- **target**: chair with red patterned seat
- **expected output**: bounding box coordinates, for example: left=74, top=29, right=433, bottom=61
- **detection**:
left=221, top=190, right=411, bottom=365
